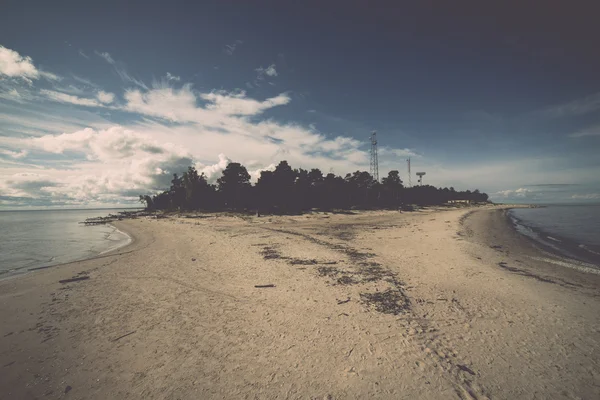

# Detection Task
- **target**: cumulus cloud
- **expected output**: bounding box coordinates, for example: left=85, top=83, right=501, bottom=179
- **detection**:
left=96, top=90, right=115, bottom=104
left=1, top=127, right=195, bottom=206
left=0, top=45, right=39, bottom=79
left=194, top=153, right=230, bottom=181
left=0, top=45, right=59, bottom=82
left=0, top=173, right=65, bottom=207
left=29, top=126, right=182, bottom=161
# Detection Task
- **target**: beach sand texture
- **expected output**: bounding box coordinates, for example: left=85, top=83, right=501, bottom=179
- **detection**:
left=1, top=206, right=599, bottom=399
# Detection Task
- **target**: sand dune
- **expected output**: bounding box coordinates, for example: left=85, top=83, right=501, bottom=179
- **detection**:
left=1, top=206, right=599, bottom=399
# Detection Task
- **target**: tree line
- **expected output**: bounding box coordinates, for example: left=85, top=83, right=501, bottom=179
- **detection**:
left=139, top=160, right=489, bottom=213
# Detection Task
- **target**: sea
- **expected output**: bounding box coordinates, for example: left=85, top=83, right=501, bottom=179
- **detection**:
left=0, top=209, right=134, bottom=279
left=508, top=204, right=600, bottom=269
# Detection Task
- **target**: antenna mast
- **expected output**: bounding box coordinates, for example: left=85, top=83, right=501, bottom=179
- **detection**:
left=407, top=158, right=412, bottom=187
left=370, top=131, right=379, bottom=182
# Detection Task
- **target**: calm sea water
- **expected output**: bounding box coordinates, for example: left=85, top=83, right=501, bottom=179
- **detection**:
left=0, top=209, right=133, bottom=279
left=509, top=204, right=600, bottom=267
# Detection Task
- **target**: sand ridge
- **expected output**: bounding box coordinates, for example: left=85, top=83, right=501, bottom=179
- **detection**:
left=1, top=206, right=599, bottom=399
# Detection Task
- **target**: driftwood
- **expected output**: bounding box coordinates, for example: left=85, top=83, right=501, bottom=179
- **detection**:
left=337, top=298, right=351, bottom=305
left=28, top=265, right=54, bottom=271
left=254, top=284, right=275, bottom=288
left=457, top=364, right=476, bottom=376
left=111, top=330, right=136, bottom=342
left=80, top=210, right=153, bottom=225
left=59, top=276, right=89, bottom=284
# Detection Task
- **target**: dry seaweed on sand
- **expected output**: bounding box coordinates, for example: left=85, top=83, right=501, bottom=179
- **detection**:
left=360, top=289, right=410, bottom=315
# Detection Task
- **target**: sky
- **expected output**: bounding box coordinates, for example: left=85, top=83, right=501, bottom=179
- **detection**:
left=1, top=0, right=599, bottom=208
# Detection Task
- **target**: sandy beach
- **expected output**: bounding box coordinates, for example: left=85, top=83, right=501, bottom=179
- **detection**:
left=1, top=205, right=599, bottom=399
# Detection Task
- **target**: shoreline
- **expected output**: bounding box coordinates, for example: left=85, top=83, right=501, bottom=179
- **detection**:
left=460, top=206, right=600, bottom=289
left=1, top=206, right=599, bottom=399
left=0, top=222, right=134, bottom=282
left=97, top=223, right=134, bottom=255
left=506, top=208, right=600, bottom=269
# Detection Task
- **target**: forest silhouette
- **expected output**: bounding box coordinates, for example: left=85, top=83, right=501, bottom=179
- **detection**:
left=139, top=160, right=489, bottom=213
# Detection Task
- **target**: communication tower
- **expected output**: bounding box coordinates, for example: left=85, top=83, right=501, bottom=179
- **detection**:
left=369, top=131, right=379, bottom=182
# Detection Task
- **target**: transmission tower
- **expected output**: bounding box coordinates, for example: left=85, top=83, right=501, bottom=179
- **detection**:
left=407, top=157, right=412, bottom=187
left=369, top=131, right=379, bottom=182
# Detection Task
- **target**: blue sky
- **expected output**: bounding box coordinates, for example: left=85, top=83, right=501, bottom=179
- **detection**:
left=1, top=0, right=599, bottom=208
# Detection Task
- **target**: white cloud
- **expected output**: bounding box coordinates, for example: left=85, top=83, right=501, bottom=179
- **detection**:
left=40, top=89, right=103, bottom=107
left=0, top=172, right=61, bottom=199
left=194, top=153, right=230, bottom=181
left=78, top=50, right=90, bottom=59
left=0, top=45, right=40, bottom=80
left=571, top=193, right=600, bottom=200
left=224, top=40, right=243, bottom=56
left=0, top=127, right=195, bottom=205
left=265, top=64, right=277, bottom=77
left=255, top=64, right=278, bottom=83
left=95, top=50, right=147, bottom=89
left=166, top=72, right=180, bottom=82
left=493, top=187, right=532, bottom=198
left=123, top=85, right=291, bottom=122
left=28, top=126, right=181, bottom=161
left=0, top=88, right=23, bottom=102
left=0, top=149, right=28, bottom=159
left=96, top=90, right=115, bottom=104
left=200, top=90, right=290, bottom=116
left=541, top=92, right=600, bottom=118
left=379, top=147, right=420, bottom=158
left=95, top=51, right=115, bottom=64
left=569, top=124, right=600, bottom=138
left=72, top=75, right=100, bottom=88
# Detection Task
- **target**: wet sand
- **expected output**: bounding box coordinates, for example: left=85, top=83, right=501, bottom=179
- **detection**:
left=1, top=206, right=599, bottom=399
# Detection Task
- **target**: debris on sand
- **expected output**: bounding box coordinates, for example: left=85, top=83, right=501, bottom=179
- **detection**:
left=260, top=247, right=285, bottom=260
left=360, top=289, right=410, bottom=315
left=59, top=276, right=89, bottom=284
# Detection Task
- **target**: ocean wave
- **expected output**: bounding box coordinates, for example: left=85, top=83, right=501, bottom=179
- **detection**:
left=579, top=244, right=600, bottom=256
left=528, top=256, right=600, bottom=275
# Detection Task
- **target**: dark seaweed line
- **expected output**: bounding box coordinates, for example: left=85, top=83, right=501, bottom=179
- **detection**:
left=263, top=227, right=410, bottom=315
